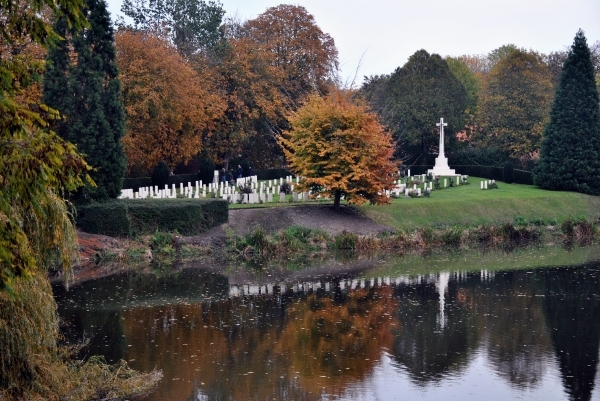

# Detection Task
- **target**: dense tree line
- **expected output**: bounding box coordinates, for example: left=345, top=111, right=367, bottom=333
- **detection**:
left=116, top=1, right=339, bottom=175
left=359, top=37, right=600, bottom=173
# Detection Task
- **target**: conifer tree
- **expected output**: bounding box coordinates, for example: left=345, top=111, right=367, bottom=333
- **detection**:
left=533, top=30, right=600, bottom=194
left=44, top=0, right=127, bottom=200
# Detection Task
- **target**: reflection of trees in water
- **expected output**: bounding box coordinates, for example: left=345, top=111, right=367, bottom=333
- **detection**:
left=470, top=271, right=552, bottom=388
left=389, top=271, right=555, bottom=389
left=541, top=264, right=600, bottom=401
left=55, top=261, right=600, bottom=400
left=391, top=278, right=479, bottom=383
left=121, top=284, right=398, bottom=401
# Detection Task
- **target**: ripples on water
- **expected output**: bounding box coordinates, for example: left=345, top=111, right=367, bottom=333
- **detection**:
left=54, top=245, right=600, bottom=401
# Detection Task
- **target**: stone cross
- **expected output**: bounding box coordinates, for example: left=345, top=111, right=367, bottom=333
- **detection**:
left=436, top=118, right=448, bottom=158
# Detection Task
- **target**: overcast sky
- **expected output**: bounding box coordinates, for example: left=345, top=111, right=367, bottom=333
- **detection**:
left=105, top=0, right=600, bottom=85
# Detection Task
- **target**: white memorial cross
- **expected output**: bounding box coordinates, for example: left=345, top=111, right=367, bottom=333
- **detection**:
left=436, top=117, right=448, bottom=159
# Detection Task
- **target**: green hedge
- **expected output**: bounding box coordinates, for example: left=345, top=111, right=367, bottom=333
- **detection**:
left=77, top=198, right=228, bottom=237
left=405, top=164, right=533, bottom=185
left=123, top=177, right=152, bottom=191
left=255, top=168, right=291, bottom=181
left=169, top=173, right=202, bottom=186
left=513, top=169, right=534, bottom=185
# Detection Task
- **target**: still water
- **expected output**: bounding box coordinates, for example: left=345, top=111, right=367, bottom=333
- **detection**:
left=54, top=245, right=600, bottom=401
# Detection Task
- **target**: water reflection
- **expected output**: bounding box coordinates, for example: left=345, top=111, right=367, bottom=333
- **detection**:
left=54, top=248, right=600, bottom=401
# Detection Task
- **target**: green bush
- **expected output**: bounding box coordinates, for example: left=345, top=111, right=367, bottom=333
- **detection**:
left=77, top=199, right=228, bottom=237
left=333, top=230, right=358, bottom=250
left=151, top=161, right=170, bottom=188
left=255, top=168, right=291, bottom=181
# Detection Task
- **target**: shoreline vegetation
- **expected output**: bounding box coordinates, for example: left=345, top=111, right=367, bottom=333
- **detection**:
left=75, top=218, right=600, bottom=275
left=72, top=177, right=600, bottom=272
left=85, top=217, right=599, bottom=268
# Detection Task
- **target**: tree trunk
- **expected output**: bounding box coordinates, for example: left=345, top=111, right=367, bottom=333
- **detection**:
left=333, top=190, right=342, bottom=208
left=224, top=151, right=230, bottom=171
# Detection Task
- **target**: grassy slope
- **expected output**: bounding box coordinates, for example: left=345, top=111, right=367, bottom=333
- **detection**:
left=360, top=177, right=600, bottom=231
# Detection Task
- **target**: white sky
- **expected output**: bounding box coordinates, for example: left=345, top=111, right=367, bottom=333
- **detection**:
left=105, top=0, right=600, bottom=85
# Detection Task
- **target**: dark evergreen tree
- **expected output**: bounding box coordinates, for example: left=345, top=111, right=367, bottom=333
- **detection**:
left=43, top=0, right=127, bottom=200
left=533, top=30, right=600, bottom=195
left=360, top=50, right=467, bottom=165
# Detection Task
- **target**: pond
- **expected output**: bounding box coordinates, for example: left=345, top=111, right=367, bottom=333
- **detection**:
left=54, top=244, right=600, bottom=401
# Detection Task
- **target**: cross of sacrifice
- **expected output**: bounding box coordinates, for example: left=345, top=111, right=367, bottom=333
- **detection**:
left=436, top=118, right=448, bottom=158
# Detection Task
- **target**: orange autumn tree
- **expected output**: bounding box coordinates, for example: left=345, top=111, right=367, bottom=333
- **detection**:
left=204, top=34, right=286, bottom=169
left=279, top=91, right=399, bottom=207
left=115, top=30, right=224, bottom=172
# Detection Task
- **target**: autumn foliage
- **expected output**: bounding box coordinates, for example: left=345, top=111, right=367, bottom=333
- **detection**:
left=116, top=30, right=224, bottom=171
left=280, top=92, right=398, bottom=207
left=244, top=4, right=339, bottom=105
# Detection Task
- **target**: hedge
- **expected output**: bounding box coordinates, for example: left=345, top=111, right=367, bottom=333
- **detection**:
left=77, top=198, right=228, bottom=237
left=405, top=164, right=533, bottom=185
left=513, top=169, right=534, bottom=185
left=255, top=168, right=291, bottom=181
left=123, top=177, right=152, bottom=192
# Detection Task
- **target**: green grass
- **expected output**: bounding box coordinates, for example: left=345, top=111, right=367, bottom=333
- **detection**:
left=360, top=177, right=600, bottom=230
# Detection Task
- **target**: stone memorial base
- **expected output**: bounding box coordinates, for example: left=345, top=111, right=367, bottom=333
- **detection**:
left=428, top=156, right=455, bottom=176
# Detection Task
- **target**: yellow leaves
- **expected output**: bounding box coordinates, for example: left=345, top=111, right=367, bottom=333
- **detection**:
left=280, top=91, right=399, bottom=206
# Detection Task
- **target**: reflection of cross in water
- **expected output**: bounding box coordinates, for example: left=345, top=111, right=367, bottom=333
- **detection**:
left=436, top=118, right=448, bottom=158
left=436, top=272, right=449, bottom=328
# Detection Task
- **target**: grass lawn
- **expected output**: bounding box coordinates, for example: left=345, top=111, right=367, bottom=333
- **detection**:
left=360, top=177, right=600, bottom=231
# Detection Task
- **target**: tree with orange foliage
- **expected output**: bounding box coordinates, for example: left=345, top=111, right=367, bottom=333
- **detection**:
left=244, top=4, right=339, bottom=106
left=279, top=92, right=398, bottom=207
left=115, top=30, right=224, bottom=171
left=204, top=33, right=286, bottom=169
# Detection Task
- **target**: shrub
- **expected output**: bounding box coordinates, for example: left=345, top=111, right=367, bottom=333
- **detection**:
left=441, top=227, right=462, bottom=245
left=151, top=161, right=170, bottom=188
left=77, top=199, right=228, bottom=237
left=245, top=225, right=270, bottom=254
left=285, top=225, right=314, bottom=244
left=280, top=181, right=292, bottom=194
left=333, top=230, right=358, bottom=250
left=239, top=184, right=253, bottom=194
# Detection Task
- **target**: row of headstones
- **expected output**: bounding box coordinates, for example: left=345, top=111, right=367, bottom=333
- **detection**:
left=480, top=180, right=496, bottom=190
left=225, top=191, right=312, bottom=204
left=387, top=175, right=469, bottom=197
left=118, top=175, right=302, bottom=200
left=119, top=180, right=228, bottom=200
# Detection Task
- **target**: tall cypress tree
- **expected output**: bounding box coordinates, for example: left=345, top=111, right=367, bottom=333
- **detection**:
left=44, top=0, right=126, bottom=200
left=533, top=30, right=600, bottom=195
